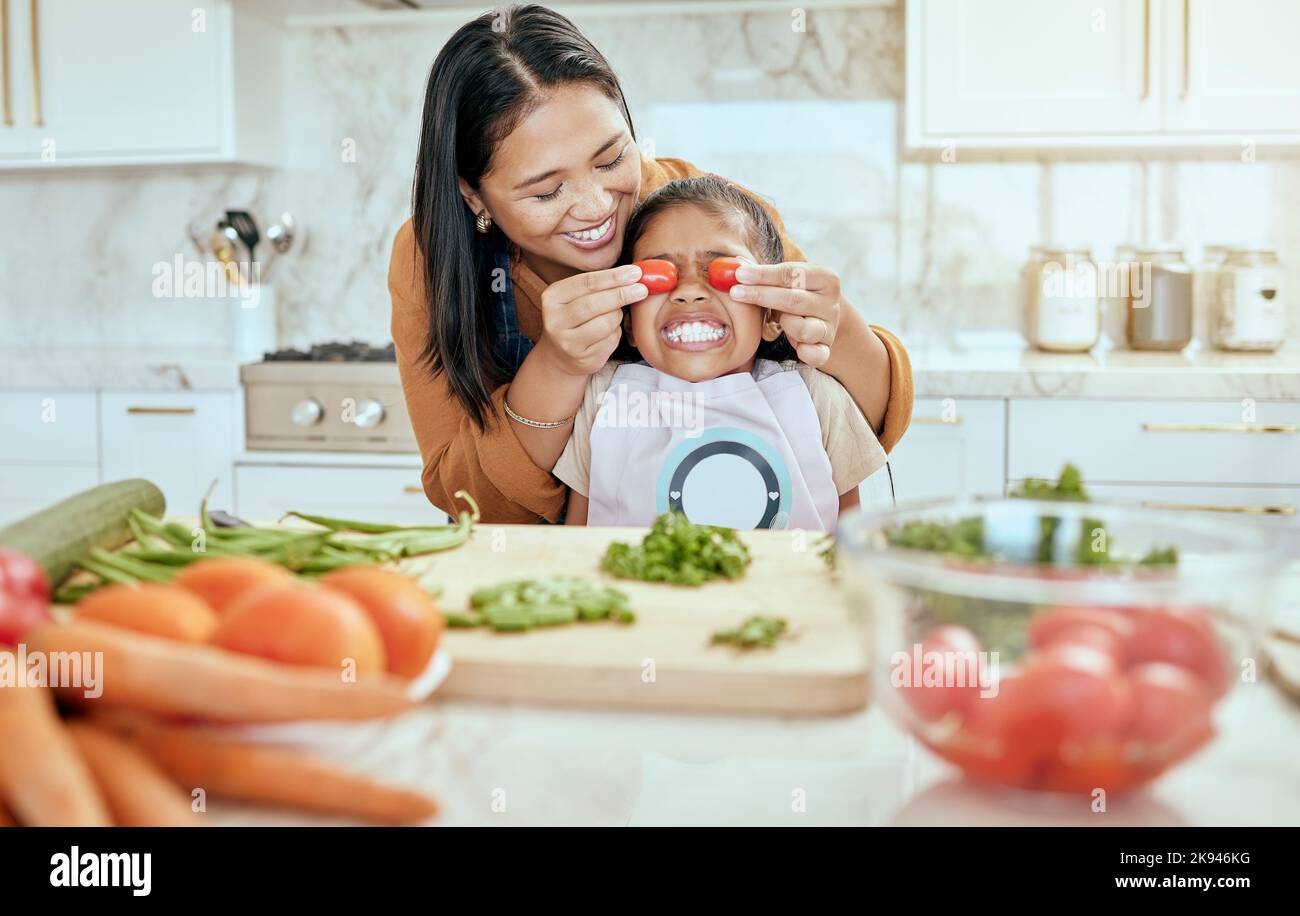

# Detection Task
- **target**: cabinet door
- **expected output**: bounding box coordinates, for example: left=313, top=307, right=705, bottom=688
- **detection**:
left=1162, top=0, right=1300, bottom=133
left=0, top=0, right=37, bottom=157
left=32, top=0, right=226, bottom=161
left=0, top=465, right=100, bottom=525
left=913, top=0, right=1160, bottom=141
left=99, top=391, right=235, bottom=514
left=886, top=399, right=1006, bottom=503
left=234, top=465, right=448, bottom=526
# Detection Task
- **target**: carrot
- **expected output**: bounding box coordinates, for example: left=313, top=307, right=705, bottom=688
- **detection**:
left=25, top=620, right=416, bottom=724
left=108, top=716, right=438, bottom=825
left=66, top=722, right=202, bottom=827
left=0, top=657, right=111, bottom=826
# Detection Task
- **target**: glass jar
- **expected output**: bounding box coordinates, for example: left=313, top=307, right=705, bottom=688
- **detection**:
left=1211, top=247, right=1284, bottom=351
left=1022, top=245, right=1101, bottom=352
left=1193, top=244, right=1231, bottom=346
left=1127, top=245, right=1192, bottom=351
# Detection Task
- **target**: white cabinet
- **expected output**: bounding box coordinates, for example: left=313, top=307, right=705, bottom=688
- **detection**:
left=234, top=464, right=448, bottom=526
left=906, top=0, right=1300, bottom=150
left=0, top=390, right=98, bottom=463
left=98, top=391, right=236, bottom=515
left=1163, top=0, right=1300, bottom=133
left=911, top=0, right=1158, bottom=142
left=0, top=465, right=99, bottom=526
left=1007, top=398, right=1300, bottom=485
left=886, top=398, right=1006, bottom=503
left=0, top=0, right=281, bottom=168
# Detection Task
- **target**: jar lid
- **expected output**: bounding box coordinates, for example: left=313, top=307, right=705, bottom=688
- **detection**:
left=1030, top=243, right=1093, bottom=258
left=1133, top=243, right=1185, bottom=259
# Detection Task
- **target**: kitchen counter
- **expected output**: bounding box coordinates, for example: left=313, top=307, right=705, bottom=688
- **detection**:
left=911, top=333, right=1300, bottom=400
left=6, top=334, right=1300, bottom=400
left=209, top=566, right=1300, bottom=828
left=0, top=346, right=244, bottom=391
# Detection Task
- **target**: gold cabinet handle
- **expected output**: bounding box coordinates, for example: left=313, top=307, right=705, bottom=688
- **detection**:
left=911, top=416, right=964, bottom=426
left=1142, top=501, right=1295, bottom=516
left=127, top=406, right=196, bottom=416
left=1, top=0, right=12, bottom=126
left=1180, top=0, right=1190, bottom=100
left=1142, top=423, right=1297, bottom=434
left=1141, top=0, right=1150, bottom=100
left=402, top=485, right=423, bottom=494
left=28, top=0, right=38, bottom=127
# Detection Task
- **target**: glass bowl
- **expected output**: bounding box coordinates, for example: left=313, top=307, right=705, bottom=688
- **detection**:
left=837, top=498, right=1285, bottom=797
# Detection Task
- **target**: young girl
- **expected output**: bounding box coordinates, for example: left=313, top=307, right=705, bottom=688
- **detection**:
left=553, top=176, right=886, bottom=531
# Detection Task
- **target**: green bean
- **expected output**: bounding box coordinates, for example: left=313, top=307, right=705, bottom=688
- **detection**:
left=88, top=548, right=175, bottom=583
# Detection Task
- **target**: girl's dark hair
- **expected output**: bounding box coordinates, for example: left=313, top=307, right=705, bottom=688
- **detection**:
left=615, top=175, right=797, bottom=363
left=411, top=4, right=634, bottom=427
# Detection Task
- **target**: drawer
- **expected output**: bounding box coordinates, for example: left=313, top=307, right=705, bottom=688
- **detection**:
left=1079, top=483, right=1300, bottom=527
left=99, top=392, right=236, bottom=514
left=888, top=398, right=1006, bottom=503
left=234, top=464, right=448, bottom=526
left=0, top=391, right=98, bottom=463
left=0, top=465, right=101, bottom=526
left=1008, top=399, right=1300, bottom=486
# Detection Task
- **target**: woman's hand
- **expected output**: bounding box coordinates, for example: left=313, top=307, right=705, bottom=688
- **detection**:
left=537, top=263, right=648, bottom=376
left=728, top=262, right=841, bottom=368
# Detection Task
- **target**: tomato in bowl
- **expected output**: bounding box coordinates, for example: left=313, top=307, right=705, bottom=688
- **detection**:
left=838, top=497, right=1282, bottom=797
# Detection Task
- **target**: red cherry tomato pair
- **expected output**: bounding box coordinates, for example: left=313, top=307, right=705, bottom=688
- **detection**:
left=0, top=549, right=53, bottom=647
left=631, top=257, right=744, bottom=295
left=898, top=603, right=1224, bottom=794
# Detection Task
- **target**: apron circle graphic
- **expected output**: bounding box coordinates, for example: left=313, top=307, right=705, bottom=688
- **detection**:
left=656, top=427, right=792, bottom=529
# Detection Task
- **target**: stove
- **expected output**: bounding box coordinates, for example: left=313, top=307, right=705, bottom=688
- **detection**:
left=240, top=341, right=415, bottom=453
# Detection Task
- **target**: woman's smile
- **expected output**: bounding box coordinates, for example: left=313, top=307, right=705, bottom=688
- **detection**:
left=561, top=212, right=617, bottom=250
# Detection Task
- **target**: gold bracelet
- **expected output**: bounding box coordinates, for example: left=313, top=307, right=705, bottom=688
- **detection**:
left=503, top=399, right=573, bottom=430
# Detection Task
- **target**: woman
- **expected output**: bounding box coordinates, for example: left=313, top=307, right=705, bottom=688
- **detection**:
left=389, top=3, right=913, bottom=523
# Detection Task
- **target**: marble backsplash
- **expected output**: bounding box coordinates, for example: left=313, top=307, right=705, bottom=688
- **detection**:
left=2, top=1, right=1297, bottom=352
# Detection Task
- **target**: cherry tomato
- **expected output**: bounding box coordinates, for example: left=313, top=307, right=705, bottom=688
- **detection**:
left=0, top=549, right=52, bottom=646
left=896, top=624, right=985, bottom=723
left=1124, top=662, right=1216, bottom=762
left=1128, top=606, right=1229, bottom=697
left=0, top=549, right=50, bottom=601
left=997, top=644, right=1130, bottom=751
left=1030, top=606, right=1135, bottom=666
left=632, top=259, right=677, bottom=294
left=707, top=257, right=744, bottom=292
left=1040, top=739, right=1142, bottom=795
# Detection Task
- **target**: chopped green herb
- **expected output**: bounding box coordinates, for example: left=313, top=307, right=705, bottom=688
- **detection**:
left=463, top=576, right=633, bottom=632
left=711, top=615, right=790, bottom=649
left=601, top=512, right=751, bottom=586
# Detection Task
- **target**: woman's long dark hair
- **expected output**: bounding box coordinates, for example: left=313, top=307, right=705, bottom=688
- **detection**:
left=411, top=3, right=634, bottom=427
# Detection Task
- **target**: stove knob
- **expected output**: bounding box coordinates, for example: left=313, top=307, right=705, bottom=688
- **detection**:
left=291, top=399, right=324, bottom=427
left=352, top=398, right=386, bottom=430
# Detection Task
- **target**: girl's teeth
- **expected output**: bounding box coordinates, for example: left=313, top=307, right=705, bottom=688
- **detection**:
left=665, top=322, right=726, bottom=343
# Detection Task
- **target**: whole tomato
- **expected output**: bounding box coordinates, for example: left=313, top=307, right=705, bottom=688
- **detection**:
left=707, top=257, right=743, bottom=293
left=0, top=549, right=52, bottom=646
left=631, top=259, right=677, bottom=295
left=896, top=624, right=985, bottom=723
left=1128, top=606, right=1230, bottom=697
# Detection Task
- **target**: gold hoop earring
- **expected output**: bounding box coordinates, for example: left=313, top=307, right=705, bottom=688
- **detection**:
left=475, top=212, right=492, bottom=234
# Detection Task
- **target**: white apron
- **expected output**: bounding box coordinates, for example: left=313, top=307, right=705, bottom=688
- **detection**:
left=587, top=360, right=840, bottom=531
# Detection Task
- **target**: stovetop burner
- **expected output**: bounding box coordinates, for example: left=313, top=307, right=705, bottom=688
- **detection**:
left=263, top=340, right=396, bottom=363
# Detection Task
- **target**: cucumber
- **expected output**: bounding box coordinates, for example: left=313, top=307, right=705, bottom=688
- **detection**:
left=0, top=479, right=166, bottom=586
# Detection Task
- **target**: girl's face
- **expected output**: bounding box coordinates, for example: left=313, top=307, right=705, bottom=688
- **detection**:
left=460, top=84, right=641, bottom=285
left=626, top=204, right=776, bottom=382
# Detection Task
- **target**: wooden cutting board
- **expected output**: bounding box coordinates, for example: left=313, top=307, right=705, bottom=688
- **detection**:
left=398, top=525, right=867, bottom=716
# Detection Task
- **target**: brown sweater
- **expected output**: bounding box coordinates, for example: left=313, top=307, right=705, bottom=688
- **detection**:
left=389, top=154, right=914, bottom=523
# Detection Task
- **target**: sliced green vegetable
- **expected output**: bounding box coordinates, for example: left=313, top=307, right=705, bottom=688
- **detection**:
left=712, top=615, right=790, bottom=649
left=601, top=512, right=751, bottom=586
left=463, top=576, right=633, bottom=632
